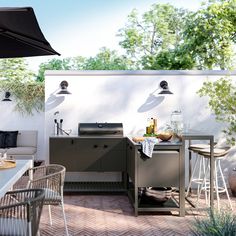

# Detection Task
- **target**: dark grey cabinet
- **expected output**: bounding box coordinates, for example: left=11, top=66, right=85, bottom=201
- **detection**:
left=49, top=137, right=126, bottom=172
left=137, top=150, right=180, bottom=187
left=126, top=137, right=185, bottom=216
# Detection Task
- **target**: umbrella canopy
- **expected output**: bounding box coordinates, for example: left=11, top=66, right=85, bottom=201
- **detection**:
left=0, top=7, right=60, bottom=58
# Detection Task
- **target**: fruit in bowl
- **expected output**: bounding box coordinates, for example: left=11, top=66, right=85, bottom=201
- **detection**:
left=156, top=132, right=172, bottom=141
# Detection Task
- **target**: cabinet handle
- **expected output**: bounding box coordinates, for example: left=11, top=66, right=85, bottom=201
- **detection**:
left=129, top=146, right=132, bottom=150
left=103, top=144, right=108, bottom=148
left=71, top=139, right=74, bottom=145
left=93, top=144, right=98, bottom=148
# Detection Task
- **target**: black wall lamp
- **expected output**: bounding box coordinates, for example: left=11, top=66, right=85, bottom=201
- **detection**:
left=158, top=80, right=173, bottom=94
left=2, top=91, right=12, bottom=101
left=57, top=80, right=71, bottom=95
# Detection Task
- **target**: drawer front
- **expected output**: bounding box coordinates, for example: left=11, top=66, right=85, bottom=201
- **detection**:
left=138, top=151, right=180, bottom=187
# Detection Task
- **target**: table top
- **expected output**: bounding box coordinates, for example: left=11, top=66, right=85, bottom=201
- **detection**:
left=127, top=136, right=183, bottom=147
left=181, top=129, right=214, bottom=139
left=0, top=159, right=32, bottom=198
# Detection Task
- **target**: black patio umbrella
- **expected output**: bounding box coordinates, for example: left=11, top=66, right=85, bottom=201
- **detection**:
left=0, top=7, right=60, bottom=58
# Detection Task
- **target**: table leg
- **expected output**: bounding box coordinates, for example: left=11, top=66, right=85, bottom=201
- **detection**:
left=179, top=144, right=185, bottom=216
left=188, top=141, right=192, bottom=194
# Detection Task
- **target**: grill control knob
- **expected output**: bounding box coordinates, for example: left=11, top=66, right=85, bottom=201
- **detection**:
left=103, top=144, right=108, bottom=148
left=93, top=144, right=98, bottom=148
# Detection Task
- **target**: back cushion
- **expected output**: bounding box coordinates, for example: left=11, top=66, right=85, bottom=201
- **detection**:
left=17, top=131, right=38, bottom=147
left=0, top=131, right=5, bottom=148
left=4, top=131, right=18, bottom=148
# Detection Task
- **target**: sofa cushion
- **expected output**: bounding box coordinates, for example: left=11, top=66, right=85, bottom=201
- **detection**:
left=4, top=131, right=18, bottom=148
left=6, top=147, right=37, bottom=155
left=17, top=131, right=37, bottom=147
left=0, top=131, right=5, bottom=148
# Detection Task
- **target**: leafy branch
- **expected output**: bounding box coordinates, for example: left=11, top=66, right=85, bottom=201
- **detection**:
left=0, top=79, right=45, bottom=115
left=198, top=77, right=236, bottom=145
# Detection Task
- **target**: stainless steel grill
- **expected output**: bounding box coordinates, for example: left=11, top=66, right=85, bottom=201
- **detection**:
left=78, top=123, right=123, bottom=137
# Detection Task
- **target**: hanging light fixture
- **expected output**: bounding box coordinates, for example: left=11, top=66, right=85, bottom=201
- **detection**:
left=2, top=91, right=12, bottom=101
left=57, top=80, right=71, bottom=95
left=158, top=80, right=173, bottom=94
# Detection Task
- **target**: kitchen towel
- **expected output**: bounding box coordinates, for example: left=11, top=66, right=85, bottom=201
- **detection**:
left=140, top=137, right=158, bottom=159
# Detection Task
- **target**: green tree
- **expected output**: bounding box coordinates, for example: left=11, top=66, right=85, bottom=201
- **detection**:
left=37, top=47, right=131, bottom=81
left=76, top=47, right=131, bottom=70
left=184, top=0, right=236, bottom=69
left=37, top=58, right=75, bottom=82
left=117, top=4, right=190, bottom=69
left=0, top=58, right=34, bottom=81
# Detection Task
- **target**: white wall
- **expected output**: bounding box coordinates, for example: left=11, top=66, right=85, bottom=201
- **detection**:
left=44, top=70, right=236, bottom=183
left=45, top=70, right=236, bottom=140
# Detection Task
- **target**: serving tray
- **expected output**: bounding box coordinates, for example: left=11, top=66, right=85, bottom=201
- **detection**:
left=0, top=160, right=16, bottom=169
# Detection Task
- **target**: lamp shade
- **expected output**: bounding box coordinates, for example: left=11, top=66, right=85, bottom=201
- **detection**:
left=2, top=91, right=12, bottom=101
left=158, top=80, right=173, bottom=94
left=57, top=80, right=71, bottom=95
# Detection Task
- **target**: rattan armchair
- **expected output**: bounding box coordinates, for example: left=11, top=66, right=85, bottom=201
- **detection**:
left=27, top=164, right=69, bottom=236
left=0, top=188, right=45, bottom=236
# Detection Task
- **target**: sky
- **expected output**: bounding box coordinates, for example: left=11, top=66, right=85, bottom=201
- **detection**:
left=0, top=0, right=202, bottom=71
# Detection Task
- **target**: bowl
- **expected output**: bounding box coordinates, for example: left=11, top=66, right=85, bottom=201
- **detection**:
left=157, top=132, right=172, bottom=141
left=144, top=187, right=172, bottom=203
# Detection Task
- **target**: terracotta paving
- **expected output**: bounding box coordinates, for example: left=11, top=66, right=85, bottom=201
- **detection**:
left=39, top=192, right=236, bottom=236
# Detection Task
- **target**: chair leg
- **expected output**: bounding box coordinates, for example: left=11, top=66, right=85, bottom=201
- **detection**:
left=61, top=201, right=69, bottom=236
left=202, top=158, right=208, bottom=204
left=186, top=153, right=200, bottom=197
left=218, top=159, right=233, bottom=210
left=48, top=205, right=52, bottom=226
left=214, top=161, right=220, bottom=210
left=196, top=163, right=210, bottom=208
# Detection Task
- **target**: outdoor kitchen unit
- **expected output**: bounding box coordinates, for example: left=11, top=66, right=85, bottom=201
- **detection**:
left=49, top=123, right=126, bottom=192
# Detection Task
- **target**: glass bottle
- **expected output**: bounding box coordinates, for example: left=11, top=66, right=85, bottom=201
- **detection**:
left=170, top=110, right=183, bottom=134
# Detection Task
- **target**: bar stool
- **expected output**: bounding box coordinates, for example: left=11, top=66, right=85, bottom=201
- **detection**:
left=186, top=144, right=210, bottom=203
left=197, top=147, right=233, bottom=210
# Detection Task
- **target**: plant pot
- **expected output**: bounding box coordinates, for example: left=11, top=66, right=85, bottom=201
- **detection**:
left=228, top=167, right=236, bottom=197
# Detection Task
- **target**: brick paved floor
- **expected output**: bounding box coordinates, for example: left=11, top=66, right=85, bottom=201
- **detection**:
left=39, top=192, right=236, bottom=236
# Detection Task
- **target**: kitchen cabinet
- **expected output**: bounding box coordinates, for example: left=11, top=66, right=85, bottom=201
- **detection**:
left=126, top=137, right=185, bottom=216
left=49, top=136, right=126, bottom=192
left=50, top=137, right=126, bottom=171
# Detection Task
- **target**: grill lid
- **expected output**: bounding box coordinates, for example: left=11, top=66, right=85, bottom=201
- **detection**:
left=78, top=123, right=123, bottom=136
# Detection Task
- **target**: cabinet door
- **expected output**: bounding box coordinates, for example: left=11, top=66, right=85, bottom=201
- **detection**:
left=74, top=139, right=102, bottom=171
left=137, top=150, right=180, bottom=187
left=99, top=139, right=126, bottom=171
left=50, top=138, right=79, bottom=171
left=49, top=138, right=101, bottom=171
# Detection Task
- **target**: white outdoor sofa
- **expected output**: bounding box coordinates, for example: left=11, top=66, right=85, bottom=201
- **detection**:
left=0, top=130, right=38, bottom=161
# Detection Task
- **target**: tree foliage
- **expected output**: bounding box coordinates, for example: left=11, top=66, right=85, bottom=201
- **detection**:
left=117, top=1, right=236, bottom=70
left=0, top=58, right=44, bottom=115
left=37, top=58, right=75, bottom=82
left=117, top=4, right=190, bottom=69
left=76, top=47, right=131, bottom=70
left=183, top=0, right=236, bottom=69
left=198, top=77, right=236, bottom=145
left=37, top=47, right=131, bottom=81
